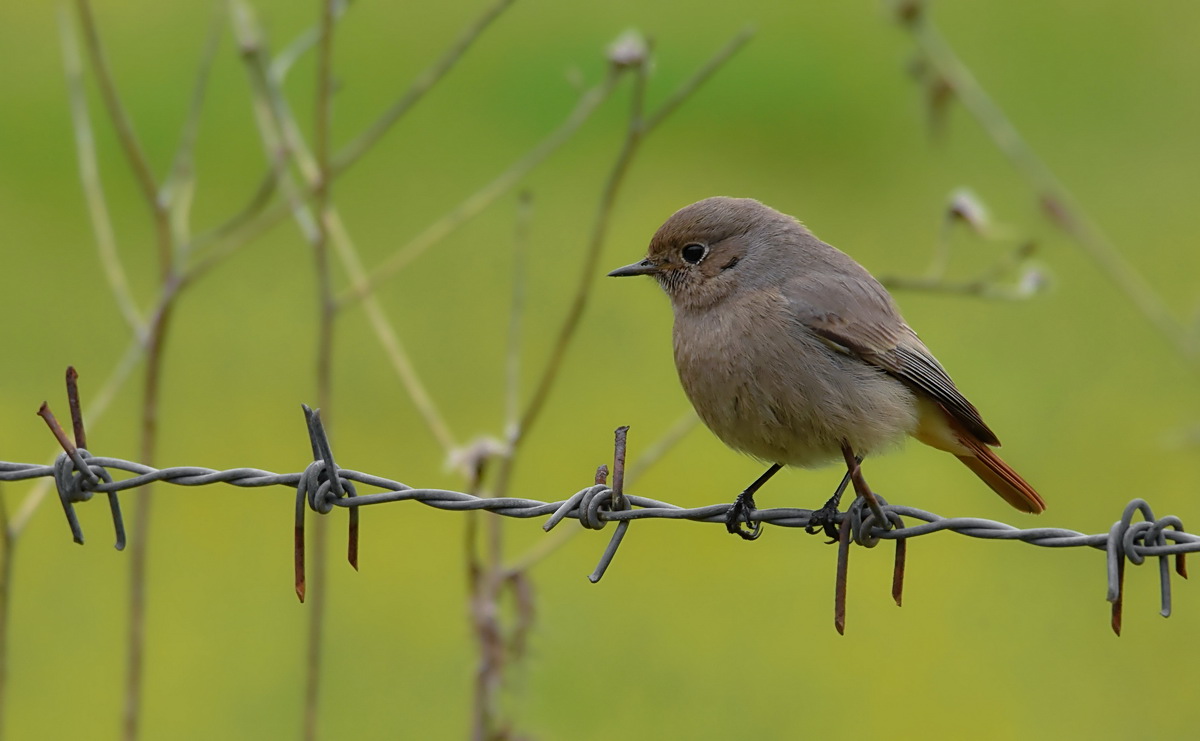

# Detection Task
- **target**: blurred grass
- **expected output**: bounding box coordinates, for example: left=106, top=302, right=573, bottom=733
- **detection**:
left=2, top=0, right=1199, bottom=739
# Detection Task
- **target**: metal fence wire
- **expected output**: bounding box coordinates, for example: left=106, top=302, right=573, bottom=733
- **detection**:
left=4, top=397, right=1196, bottom=635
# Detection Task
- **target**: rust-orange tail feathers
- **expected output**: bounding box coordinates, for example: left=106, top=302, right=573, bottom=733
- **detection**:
left=913, top=398, right=1046, bottom=514
left=954, top=434, right=1046, bottom=514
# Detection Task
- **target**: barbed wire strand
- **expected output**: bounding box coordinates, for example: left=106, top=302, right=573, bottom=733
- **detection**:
left=7, top=396, right=1193, bottom=635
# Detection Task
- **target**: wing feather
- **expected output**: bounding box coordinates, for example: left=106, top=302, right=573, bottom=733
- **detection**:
left=785, top=271, right=1000, bottom=446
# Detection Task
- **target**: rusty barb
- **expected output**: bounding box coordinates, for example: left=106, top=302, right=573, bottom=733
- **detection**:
left=34, top=366, right=126, bottom=550
left=2, top=367, right=1197, bottom=634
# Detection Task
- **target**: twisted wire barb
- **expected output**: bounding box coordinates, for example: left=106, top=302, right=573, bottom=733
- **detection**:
left=7, top=397, right=1193, bottom=634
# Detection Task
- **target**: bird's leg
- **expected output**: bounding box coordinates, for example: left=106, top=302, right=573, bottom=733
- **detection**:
left=806, top=461, right=857, bottom=542
left=725, top=463, right=783, bottom=541
left=839, top=441, right=887, bottom=526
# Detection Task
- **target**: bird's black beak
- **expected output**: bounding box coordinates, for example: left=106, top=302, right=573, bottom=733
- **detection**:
left=607, top=258, right=659, bottom=277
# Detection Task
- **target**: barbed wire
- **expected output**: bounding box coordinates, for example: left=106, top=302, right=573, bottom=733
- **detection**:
left=6, top=381, right=1195, bottom=635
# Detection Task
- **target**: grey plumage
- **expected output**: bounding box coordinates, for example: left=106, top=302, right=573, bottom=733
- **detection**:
left=609, top=196, right=1045, bottom=514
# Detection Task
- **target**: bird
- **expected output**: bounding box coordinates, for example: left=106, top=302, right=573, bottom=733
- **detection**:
left=608, top=196, right=1045, bottom=539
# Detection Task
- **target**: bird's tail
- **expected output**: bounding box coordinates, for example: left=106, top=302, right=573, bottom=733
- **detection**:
left=912, top=397, right=1046, bottom=514
left=954, top=440, right=1046, bottom=514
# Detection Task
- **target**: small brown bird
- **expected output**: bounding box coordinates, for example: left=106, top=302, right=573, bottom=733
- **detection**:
left=609, top=197, right=1044, bottom=539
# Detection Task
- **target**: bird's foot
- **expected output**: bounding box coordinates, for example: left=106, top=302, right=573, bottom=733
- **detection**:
left=725, top=491, right=762, bottom=541
left=805, top=501, right=842, bottom=543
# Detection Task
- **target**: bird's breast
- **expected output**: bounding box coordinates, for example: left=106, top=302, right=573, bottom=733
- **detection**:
left=671, top=290, right=917, bottom=467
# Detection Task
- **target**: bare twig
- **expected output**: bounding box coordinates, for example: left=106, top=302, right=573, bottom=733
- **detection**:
left=303, top=2, right=339, bottom=738
left=229, top=0, right=458, bottom=454
left=124, top=295, right=177, bottom=741
left=58, top=7, right=142, bottom=333
left=204, top=0, right=519, bottom=264
left=164, top=5, right=227, bottom=249
left=268, top=0, right=349, bottom=82
left=73, top=0, right=169, bottom=269
left=73, top=4, right=178, bottom=737
left=516, top=28, right=753, bottom=442
left=188, top=159, right=286, bottom=270
left=331, top=0, right=517, bottom=177
left=72, top=2, right=204, bottom=736
left=505, top=191, right=533, bottom=434
left=898, top=5, right=1196, bottom=367
left=335, top=69, right=625, bottom=307
left=497, top=29, right=754, bottom=574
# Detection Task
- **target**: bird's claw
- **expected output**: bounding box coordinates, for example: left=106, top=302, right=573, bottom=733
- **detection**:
left=805, top=504, right=841, bottom=543
left=725, top=491, right=762, bottom=541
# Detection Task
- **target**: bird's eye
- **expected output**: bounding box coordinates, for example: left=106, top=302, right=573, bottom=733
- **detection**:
left=681, top=243, right=707, bottom=264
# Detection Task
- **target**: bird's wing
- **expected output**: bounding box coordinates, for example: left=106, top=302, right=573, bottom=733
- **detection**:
left=784, top=271, right=1000, bottom=446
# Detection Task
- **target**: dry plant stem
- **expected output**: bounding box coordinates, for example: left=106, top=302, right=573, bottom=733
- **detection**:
left=506, top=192, right=533, bottom=430
left=883, top=238, right=1038, bottom=299
left=230, top=1, right=458, bottom=454
left=337, top=71, right=624, bottom=307
left=73, top=2, right=195, bottom=737
left=882, top=275, right=1011, bottom=297
left=904, top=14, right=1196, bottom=367
left=515, top=27, right=754, bottom=445
left=204, top=0, right=518, bottom=269
left=125, top=287, right=180, bottom=741
left=189, top=161, right=284, bottom=264
left=59, top=7, right=141, bottom=333
left=333, top=0, right=516, bottom=176
left=74, top=0, right=169, bottom=268
left=463, top=459, right=507, bottom=741
left=465, top=194, right=532, bottom=739
left=498, top=30, right=752, bottom=571
left=468, top=198, right=536, bottom=736
left=303, top=2, right=338, bottom=738
left=164, top=6, right=227, bottom=245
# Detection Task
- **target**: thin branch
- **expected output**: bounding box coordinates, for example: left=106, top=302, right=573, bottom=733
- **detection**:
left=900, top=9, right=1196, bottom=367
left=486, top=34, right=753, bottom=562
left=164, top=4, right=227, bottom=252
left=505, top=191, right=533, bottom=436
left=200, top=0, right=516, bottom=266
left=124, top=284, right=181, bottom=741
left=58, top=7, right=142, bottom=333
left=268, top=0, right=350, bottom=82
left=73, top=4, right=192, bottom=735
left=516, top=28, right=753, bottom=442
left=335, top=69, right=624, bottom=307
left=187, top=158, right=286, bottom=273
left=642, top=25, right=756, bottom=133
left=304, top=2, right=338, bottom=738
left=73, top=0, right=170, bottom=271
left=230, top=0, right=459, bottom=453
left=188, top=0, right=354, bottom=263
left=330, top=0, right=517, bottom=177
left=314, top=0, right=336, bottom=403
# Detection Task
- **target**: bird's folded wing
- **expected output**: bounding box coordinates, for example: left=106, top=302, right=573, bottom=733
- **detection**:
left=784, top=273, right=1000, bottom=446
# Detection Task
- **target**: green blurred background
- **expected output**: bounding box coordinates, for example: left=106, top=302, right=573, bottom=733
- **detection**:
left=2, top=0, right=1199, bottom=738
